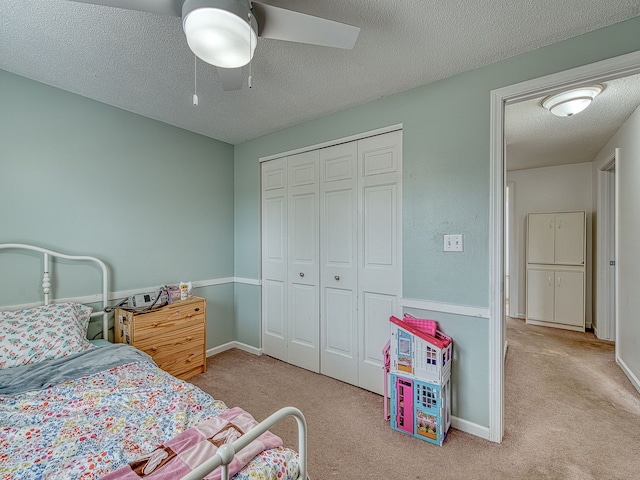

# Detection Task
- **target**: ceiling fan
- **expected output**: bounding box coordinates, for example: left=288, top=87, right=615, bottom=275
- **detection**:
left=68, top=0, right=360, bottom=90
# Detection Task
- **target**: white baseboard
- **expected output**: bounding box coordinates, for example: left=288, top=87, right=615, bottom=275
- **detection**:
left=451, top=416, right=491, bottom=440
left=617, top=355, right=640, bottom=393
left=207, top=341, right=263, bottom=357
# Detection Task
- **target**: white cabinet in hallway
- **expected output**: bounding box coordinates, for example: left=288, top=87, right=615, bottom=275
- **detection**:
left=526, top=211, right=586, bottom=331
left=528, top=212, right=585, bottom=265
left=526, top=268, right=585, bottom=328
left=261, top=130, right=402, bottom=395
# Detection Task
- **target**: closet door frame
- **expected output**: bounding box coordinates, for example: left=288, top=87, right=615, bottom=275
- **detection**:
left=259, top=124, right=403, bottom=389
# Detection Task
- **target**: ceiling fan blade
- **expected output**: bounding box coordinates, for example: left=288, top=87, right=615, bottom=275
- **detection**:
left=218, top=67, right=244, bottom=91
left=251, top=2, right=360, bottom=49
left=66, top=0, right=183, bottom=17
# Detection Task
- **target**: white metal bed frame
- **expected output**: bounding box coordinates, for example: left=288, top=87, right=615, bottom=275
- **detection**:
left=0, top=243, right=110, bottom=339
left=0, top=243, right=308, bottom=480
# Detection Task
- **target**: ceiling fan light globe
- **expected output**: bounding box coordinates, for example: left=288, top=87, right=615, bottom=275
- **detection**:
left=184, top=7, right=257, bottom=69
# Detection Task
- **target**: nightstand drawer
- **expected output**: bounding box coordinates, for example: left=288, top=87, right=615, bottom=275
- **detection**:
left=134, top=298, right=203, bottom=324
left=134, top=312, right=205, bottom=340
left=153, top=342, right=206, bottom=378
left=136, top=323, right=204, bottom=353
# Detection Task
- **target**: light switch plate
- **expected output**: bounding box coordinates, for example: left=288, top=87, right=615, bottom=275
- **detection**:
left=444, top=234, right=463, bottom=252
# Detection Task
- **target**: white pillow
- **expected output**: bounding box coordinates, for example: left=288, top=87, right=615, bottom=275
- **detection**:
left=0, top=302, right=95, bottom=369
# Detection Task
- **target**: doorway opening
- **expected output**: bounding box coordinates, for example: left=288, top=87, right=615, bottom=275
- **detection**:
left=489, top=50, right=640, bottom=443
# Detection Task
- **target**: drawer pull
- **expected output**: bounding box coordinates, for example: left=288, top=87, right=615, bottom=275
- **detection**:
left=194, top=308, right=200, bottom=312
left=153, top=323, right=159, bottom=328
left=186, top=358, right=192, bottom=363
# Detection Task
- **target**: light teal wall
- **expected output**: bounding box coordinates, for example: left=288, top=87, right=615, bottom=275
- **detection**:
left=0, top=69, right=236, bottom=347
left=233, top=17, right=640, bottom=427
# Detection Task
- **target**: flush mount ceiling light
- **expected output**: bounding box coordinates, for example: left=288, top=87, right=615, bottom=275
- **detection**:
left=541, top=85, right=604, bottom=117
left=183, top=0, right=258, bottom=69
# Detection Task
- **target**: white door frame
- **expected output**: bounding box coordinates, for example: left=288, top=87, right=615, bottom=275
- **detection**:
left=489, top=50, right=640, bottom=443
left=596, top=156, right=616, bottom=341
left=506, top=181, right=517, bottom=318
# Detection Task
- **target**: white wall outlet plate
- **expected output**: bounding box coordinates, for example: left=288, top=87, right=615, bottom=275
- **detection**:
left=444, top=234, right=464, bottom=252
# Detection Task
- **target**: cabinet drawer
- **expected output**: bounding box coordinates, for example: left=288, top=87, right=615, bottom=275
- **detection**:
left=134, top=300, right=203, bottom=325
left=134, top=311, right=205, bottom=339
left=152, top=342, right=205, bottom=378
left=135, top=323, right=204, bottom=353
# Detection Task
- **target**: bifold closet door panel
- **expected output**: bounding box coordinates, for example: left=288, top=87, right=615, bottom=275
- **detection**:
left=287, top=151, right=320, bottom=373
left=261, top=158, right=288, bottom=362
left=320, top=141, right=359, bottom=386
left=357, top=130, right=402, bottom=395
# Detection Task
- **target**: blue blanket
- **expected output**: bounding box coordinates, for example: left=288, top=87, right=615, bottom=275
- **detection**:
left=0, top=343, right=152, bottom=395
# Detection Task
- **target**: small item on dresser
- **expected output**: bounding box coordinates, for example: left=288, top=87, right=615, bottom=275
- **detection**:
left=179, top=282, right=192, bottom=300
left=162, top=284, right=182, bottom=304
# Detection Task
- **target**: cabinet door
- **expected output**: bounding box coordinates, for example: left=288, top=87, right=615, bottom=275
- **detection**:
left=320, top=141, right=358, bottom=386
left=287, top=151, right=320, bottom=373
left=527, top=214, right=555, bottom=264
left=261, top=158, right=288, bottom=362
left=554, top=270, right=584, bottom=327
left=526, top=268, right=555, bottom=322
left=554, top=212, right=585, bottom=265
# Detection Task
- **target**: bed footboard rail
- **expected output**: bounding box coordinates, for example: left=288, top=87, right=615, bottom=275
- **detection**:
left=180, top=406, right=307, bottom=480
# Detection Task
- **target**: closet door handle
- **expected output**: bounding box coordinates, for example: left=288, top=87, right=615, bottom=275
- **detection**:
left=334, top=275, right=340, bottom=281
left=299, top=272, right=304, bottom=277
left=557, top=276, right=561, bottom=287
left=548, top=276, right=553, bottom=287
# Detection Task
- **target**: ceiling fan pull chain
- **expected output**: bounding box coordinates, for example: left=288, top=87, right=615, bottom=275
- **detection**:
left=193, top=54, right=199, bottom=106
left=248, top=12, right=253, bottom=89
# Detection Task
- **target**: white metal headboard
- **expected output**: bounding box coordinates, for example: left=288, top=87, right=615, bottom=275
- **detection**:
left=0, top=243, right=110, bottom=340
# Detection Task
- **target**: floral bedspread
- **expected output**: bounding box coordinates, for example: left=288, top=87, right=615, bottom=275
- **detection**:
left=0, top=358, right=300, bottom=480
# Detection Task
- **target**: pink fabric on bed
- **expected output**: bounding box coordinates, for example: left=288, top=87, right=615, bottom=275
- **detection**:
left=102, top=407, right=283, bottom=480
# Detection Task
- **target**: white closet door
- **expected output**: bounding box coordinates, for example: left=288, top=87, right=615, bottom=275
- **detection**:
left=357, top=130, right=402, bottom=394
left=261, top=158, right=288, bottom=362
left=320, top=141, right=358, bottom=385
left=554, top=212, right=585, bottom=265
left=287, top=151, right=320, bottom=372
left=528, top=213, right=555, bottom=264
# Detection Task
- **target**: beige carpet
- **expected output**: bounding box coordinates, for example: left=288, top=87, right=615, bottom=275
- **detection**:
left=190, top=317, right=640, bottom=479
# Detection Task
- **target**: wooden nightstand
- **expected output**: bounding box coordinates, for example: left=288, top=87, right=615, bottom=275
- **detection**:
left=114, top=296, right=206, bottom=380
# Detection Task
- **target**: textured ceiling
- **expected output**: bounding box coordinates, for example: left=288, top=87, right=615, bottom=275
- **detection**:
left=1, top=0, right=640, bottom=146
left=505, top=74, right=640, bottom=171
